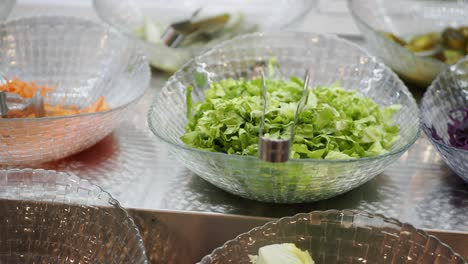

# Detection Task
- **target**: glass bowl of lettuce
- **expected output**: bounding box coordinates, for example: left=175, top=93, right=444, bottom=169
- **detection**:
left=421, top=58, right=468, bottom=183
left=93, top=0, right=313, bottom=73
left=148, top=32, right=420, bottom=203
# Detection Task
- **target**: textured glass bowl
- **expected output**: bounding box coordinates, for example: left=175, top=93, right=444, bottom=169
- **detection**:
left=200, top=210, right=466, bottom=264
left=0, top=16, right=150, bottom=165
left=0, top=0, right=15, bottom=20
left=93, top=0, right=314, bottom=72
left=0, top=168, right=148, bottom=263
left=349, top=0, right=468, bottom=87
left=421, top=58, right=468, bottom=183
left=148, top=32, right=420, bottom=203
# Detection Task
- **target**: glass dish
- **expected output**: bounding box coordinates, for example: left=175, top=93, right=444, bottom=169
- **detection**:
left=0, top=16, right=150, bottom=165
left=348, top=0, right=468, bottom=87
left=421, top=57, right=468, bottom=183
left=0, top=0, right=14, bottom=20
left=199, top=210, right=466, bottom=263
left=0, top=168, right=148, bottom=263
left=148, top=32, right=420, bottom=203
left=93, top=0, right=314, bottom=72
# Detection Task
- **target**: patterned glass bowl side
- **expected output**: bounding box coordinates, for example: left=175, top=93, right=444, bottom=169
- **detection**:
left=421, top=58, right=468, bottom=182
left=200, top=210, right=466, bottom=264
left=93, top=0, right=314, bottom=72
left=148, top=32, right=420, bottom=203
left=0, top=168, right=148, bottom=263
left=0, top=16, right=150, bottom=165
left=0, top=0, right=15, bottom=20
left=348, top=0, right=468, bottom=87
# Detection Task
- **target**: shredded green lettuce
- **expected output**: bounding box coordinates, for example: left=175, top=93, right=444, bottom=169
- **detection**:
left=182, top=77, right=401, bottom=160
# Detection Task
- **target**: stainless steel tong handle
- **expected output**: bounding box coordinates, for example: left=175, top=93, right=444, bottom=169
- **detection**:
left=0, top=74, right=46, bottom=118
left=0, top=91, right=8, bottom=118
left=0, top=90, right=45, bottom=118
left=161, top=7, right=202, bottom=47
left=259, top=69, right=310, bottom=163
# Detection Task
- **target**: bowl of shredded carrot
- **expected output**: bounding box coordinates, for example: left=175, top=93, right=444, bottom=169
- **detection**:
left=0, top=16, right=150, bottom=165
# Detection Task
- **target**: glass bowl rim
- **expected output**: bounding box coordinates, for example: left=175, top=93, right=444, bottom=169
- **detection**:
left=92, top=0, right=315, bottom=49
left=147, top=31, right=421, bottom=165
left=199, top=209, right=466, bottom=263
left=0, top=15, right=150, bottom=123
left=0, top=167, right=149, bottom=263
left=347, top=0, right=451, bottom=68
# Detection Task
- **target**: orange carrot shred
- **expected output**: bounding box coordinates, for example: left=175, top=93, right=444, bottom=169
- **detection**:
left=0, top=78, right=110, bottom=118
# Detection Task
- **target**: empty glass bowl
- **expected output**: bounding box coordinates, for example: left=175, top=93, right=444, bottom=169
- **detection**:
left=200, top=210, right=466, bottom=263
left=349, top=0, right=468, bottom=87
left=0, top=0, right=14, bottom=20
left=421, top=58, right=468, bottom=183
left=93, top=0, right=314, bottom=72
left=148, top=32, right=420, bottom=203
left=0, top=16, right=150, bottom=165
left=0, top=168, right=148, bottom=263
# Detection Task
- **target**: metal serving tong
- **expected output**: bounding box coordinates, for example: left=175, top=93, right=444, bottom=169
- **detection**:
left=161, top=8, right=230, bottom=48
left=0, top=76, right=45, bottom=118
left=258, top=69, right=311, bottom=163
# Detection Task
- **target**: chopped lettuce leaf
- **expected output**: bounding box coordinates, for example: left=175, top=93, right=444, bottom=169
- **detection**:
left=182, top=76, right=401, bottom=160
left=186, top=85, right=193, bottom=119
left=249, top=243, right=314, bottom=264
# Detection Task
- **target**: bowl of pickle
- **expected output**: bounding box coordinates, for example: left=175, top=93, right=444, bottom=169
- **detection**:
left=349, top=0, right=468, bottom=87
left=93, top=0, right=314, bottom=73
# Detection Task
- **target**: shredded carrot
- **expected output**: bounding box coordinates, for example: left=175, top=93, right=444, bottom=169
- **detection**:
left=0, top=78, right=110, bottom=118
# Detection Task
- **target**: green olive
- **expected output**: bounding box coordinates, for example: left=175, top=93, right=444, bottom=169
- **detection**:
left=442, top=27, right=466, bottom=51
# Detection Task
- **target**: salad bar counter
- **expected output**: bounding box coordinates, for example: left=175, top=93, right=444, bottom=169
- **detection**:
left=2, top=1, right=468, bottom=263
left=19, top=63, right=466, bottom=262
left=3, top=32, right=465, bottom=263
left=28, top=41, right=468, bottom=232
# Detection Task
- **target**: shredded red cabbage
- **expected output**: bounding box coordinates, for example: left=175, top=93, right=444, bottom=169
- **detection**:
left=428, top=108, right=468, bottom=150
left=447, top=108, right=468, bottom=150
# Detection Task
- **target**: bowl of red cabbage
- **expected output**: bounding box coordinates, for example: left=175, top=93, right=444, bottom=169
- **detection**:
left=421, top=58, right=468, bottom=183
left=148, top=32, right=420, bottom=203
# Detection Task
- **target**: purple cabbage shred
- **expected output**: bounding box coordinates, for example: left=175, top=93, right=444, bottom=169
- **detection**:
left=447, top=108, right=468, bottom=150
